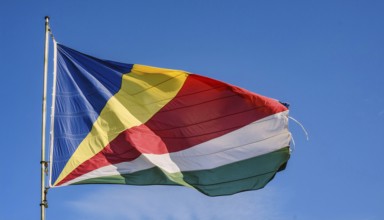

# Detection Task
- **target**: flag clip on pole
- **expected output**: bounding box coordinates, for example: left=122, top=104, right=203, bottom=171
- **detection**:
left=40, top=16, right=50, bottom=220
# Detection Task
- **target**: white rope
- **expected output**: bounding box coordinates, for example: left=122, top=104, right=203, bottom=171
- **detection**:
left=289, top=116, right=309, bottom=141
left=48, top=23, right=56, bottom=42
left=48, top=40, right=58, bottom=187
left=290, top=134, right=296, bottom=151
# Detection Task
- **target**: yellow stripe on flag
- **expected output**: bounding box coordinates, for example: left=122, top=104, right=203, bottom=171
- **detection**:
left=54, top=64, right=188, bottom=185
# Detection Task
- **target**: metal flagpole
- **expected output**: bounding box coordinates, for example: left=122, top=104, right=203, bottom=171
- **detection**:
left=40, top=16, right=50, bottom=220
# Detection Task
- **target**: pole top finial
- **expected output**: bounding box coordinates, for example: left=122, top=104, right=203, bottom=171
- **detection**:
left=45, top=16, right=50, bottom=20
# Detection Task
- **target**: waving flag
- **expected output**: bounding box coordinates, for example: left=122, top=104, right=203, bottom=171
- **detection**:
left=49, top=43, right=291, bottom=196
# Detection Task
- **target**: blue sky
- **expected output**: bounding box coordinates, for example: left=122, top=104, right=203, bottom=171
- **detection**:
left=1, top=0, right=384, bottom=219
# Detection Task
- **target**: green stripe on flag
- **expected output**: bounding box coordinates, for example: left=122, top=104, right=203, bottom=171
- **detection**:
left=183, top=147, right=290, bottom=196
left=73, top=147, right=290, bottom=196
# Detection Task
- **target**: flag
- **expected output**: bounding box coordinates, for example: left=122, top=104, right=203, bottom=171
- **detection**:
left=49, top=43, right=291, bottom=196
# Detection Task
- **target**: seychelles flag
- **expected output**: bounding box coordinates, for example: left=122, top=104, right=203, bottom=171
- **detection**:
left=49, top=43, right=291, bottom=196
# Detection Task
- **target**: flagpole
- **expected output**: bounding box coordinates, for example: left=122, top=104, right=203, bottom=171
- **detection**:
left=40, top=16, right=50, bottom=220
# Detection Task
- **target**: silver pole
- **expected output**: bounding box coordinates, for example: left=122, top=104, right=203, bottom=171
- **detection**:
left=40, top=16, right=50, bottom=220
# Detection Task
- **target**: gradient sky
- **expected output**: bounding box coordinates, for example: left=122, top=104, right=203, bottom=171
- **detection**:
left=1, top=0, right=384, bottom=219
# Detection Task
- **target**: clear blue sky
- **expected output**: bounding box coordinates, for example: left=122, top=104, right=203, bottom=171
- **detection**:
left=1, top=0, right=383, bottom=219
